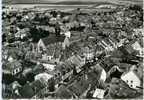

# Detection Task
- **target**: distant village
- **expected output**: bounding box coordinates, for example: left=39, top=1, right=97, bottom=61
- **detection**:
left=2, top=3, right=143, bottom=99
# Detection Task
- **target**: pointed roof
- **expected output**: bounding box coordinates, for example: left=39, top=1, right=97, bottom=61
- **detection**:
left=4, top=61, right=22, bottom=71
left=121, top=70, right=141, bottom=81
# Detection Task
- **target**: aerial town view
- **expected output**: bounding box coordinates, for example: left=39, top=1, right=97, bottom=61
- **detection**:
left=2, top=0, right=143, bottom=99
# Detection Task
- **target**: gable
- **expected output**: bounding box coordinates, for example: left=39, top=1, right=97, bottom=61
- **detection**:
left=37, top=39, right=46, bottom=48
left=64, top=37, right=69, bottom=44
left=121, top=71, right=140, bottom=83
left=100, top=69, right=107, bottom=82
left=41, top=35, right=66, bottom=46
left=132, top=41, right=142, bottom=51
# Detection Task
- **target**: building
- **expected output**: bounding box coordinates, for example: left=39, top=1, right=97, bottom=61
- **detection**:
left=42, top=63, right=56, bottom=72
left=82, top=46, right=95, bottom=61
left=124, top=44, right=135, bottom=54
left=34, top=72, right=54, bottom=86
left=121, top=71, right=141, bottom=89
left=131, top=41, right=142, bottom=51
left=63, top=31, right=71, bottom=38
left=100, top=69, right=107, bottom=82
left=36, top=34, right=70, bottom=61
left=37, top=35, right=68, bottom=52
left=69, top=55, right=86, bottom=73
left=93, top=88, right=105, bottom=98
left=2, top=81, right=21, bottom=98
left=3, top=61, right=22, bottom=75
left=15, top=28, right=29, bottom=39
left=7, top=56, right=14, bottom=62
left=35, top=72, right=53, bottom=82
left=54, top=55, right=85, bottom=82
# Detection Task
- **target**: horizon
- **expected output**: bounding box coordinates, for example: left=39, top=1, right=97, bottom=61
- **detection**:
left=3, top=0, right=143, bottom=4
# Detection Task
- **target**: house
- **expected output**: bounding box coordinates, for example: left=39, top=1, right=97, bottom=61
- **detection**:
left=37, top=34, right=69, bottom=52
left=131, top=41, right=142, bottom=51
left=63, top=31, right=71, bottom=38
left=93, top=88, right=105, bottom=98
left=37, top=34, right=70, bottom=60
left=7, top=56, right=14, bottom=62
left=34, top=72, right=53, bottom=84
left=15, top=28, right=30, bottom=39
left=133, top=28, right=144, bottom=37
left=117, top=38, right=126, bottom=47
left=82, top=46, right=95, bottom=61
left=3, top=47, right=19, bottom=62
left=100, top=69, right=107, bottom=82
left=108, top=37, right=119, bottom=48
left=3, top=81, right=21, bottom=98
left=121, top=71, right=141, bottom=89
left=32, top=63, right=45, bottom=75
left=8, top=81, right=21, bottom=96
left=3, top=61, right=22, bottom=75
left=69, top=55, right=86, bottom=71
left=49, top=17, right=57, bottom=25
left=123, top=44, right=135, bottom=54
left=42, top=63, right=56, bottom=71
left=54, top=55, right=85, bottom=82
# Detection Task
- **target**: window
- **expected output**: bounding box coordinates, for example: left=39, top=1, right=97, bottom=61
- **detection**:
left=19, top=67, right=22, bottom=71
left=12, top=71, right=15, bottom=75
left=131, top=80, right=133, bottom=83
left=15, top=69, right=17, bottom=74
left=39, top=46, right=43, bottom=52
left=126, top=80, right=128, bottom=83
left=15, top=68, right=19, bottom=74
left=55, top=74, right=57, bottom=78
left=58, top=72, right=61, bottom=76
left=135, top=69, right=138, bottom=72
left=130, top=85, right=133, bottom=87
left=16, top=69, right=19, bottom=73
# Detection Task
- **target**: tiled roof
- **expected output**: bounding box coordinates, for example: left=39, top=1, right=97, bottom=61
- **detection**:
left=56, top=55, right=84, bottom=73
left=4, top=61, right=22, bottom=71
left=104, top=38, right=113, bottom=46
left=121, top=70, right=141, bottom=81
left=41, top=34, right=65, bottom=46
left=32, top=64, right=45, bottom=75
left=124, top=44, right=135, bottom=54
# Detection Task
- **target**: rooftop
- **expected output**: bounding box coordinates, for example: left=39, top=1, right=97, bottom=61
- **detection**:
left=40, top=34, right=66, bottom=46
left=4, top=60, right=22, bottom=71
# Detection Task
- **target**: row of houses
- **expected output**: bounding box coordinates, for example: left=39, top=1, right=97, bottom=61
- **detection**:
left=9, top=54, right=86, bottom=98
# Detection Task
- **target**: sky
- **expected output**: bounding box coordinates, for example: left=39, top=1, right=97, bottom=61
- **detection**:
left=4, top=0, right=109, bottom=3
left=3, top=0, right=143, bottom=4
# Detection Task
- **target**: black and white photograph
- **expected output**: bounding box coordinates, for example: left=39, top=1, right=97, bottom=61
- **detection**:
left=2, top=0, right=143, bottom=99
